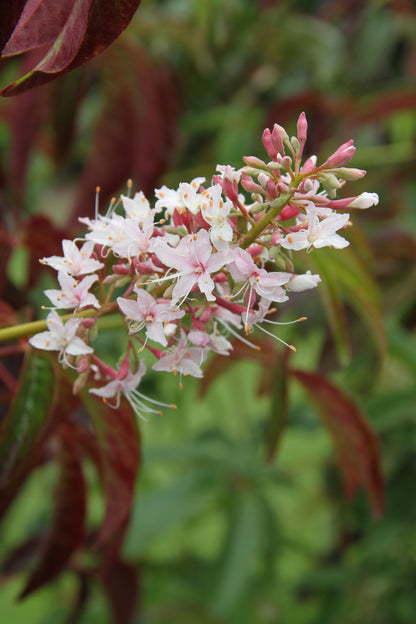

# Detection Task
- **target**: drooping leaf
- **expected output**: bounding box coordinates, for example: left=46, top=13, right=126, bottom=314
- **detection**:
left=83, top=393, right=140, bottom=555
left=100, top=559, right=138, bottom=624
left=264, top=348, right=291, bottom=463
left=0, top=350, right=55, bottom=489
left=213, top=491, right=263, bottom=616
left=1, top=0, right=142, bottom=96
left=19, top=425, right=87, bottom=598
left=0, top=0, right=28, bottom=56
left=71, top=41, right=179, bottom=224
left=291, top=369, right=384, bottom=517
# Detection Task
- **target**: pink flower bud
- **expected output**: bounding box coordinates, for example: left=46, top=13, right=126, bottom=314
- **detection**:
left=301, top=155, right=317, bottom=173
left=271, top=230, right=281, bottom=246
left=262, top=128, right=278, bottom=159
left=241, top=174, right=263, bottom=194
left=77, top=355, right=90, bottom=373
left=271, top=124, right=285, bottom=154
left=82, top=317, right=97, bottom=329
left=266, top=179, right=278, bottom=199
left=279, top=204, right=301, bottom=220
left=325, top=139, right=355, bottom=168
left=296, top=112, right=308, bottom=143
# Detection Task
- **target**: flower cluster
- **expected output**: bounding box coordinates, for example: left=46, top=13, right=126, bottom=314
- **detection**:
left=29, top=113, right=378, bottom=421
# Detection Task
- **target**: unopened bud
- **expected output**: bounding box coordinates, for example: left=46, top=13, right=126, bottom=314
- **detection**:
left=329, top=167, right=366, bottom=181
left=325, top=139, right=355, bottom=168
left=298, top=178, right=314, bottom=193
left=271, top=124, right=285, bottom=154
left=266, top=179, right=278, bottom=199
left=290, top=136, right=300, bottom=155
left=243, top=156, right=267, bottom=169
left=301, top=155, right=317, bottom=174
left=262, top=128, right=278, bottom=159
left=287, top=271, right=321, bottom=292
left=296, top=112, right=308, bottom=143
left=281, top=156, right=292, bottom=169
left=347, top=192, right=379, bottom=209
left=258, top=172, right=270, bottom=189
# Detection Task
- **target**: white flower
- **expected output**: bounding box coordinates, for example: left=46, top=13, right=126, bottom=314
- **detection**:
left=347, top=192, right=379, bottom=209
left=44, top=272, right=100, bottom=310
left=287, top=271, right=321, bottom=292
left=41, top=240, right=103, bottom=277
left=29, top=310, right=92, bottom=364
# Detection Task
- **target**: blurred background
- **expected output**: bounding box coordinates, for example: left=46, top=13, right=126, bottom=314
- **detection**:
left=1, top=0, right=416, bottom=622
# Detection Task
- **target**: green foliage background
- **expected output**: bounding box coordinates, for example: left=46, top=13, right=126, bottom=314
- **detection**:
left=1, top=0, right=416, bottom=622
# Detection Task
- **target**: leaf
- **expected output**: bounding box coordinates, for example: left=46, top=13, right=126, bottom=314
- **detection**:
left=264, top=348, right=290, bottom=463
left=291, top=369, right=384, bottom=517
left=0, top=0, right=28, bottom=55
left=71, top=41, right=179, bottom=224
left=124, top=472, right=208, bottom=558
left=19, top=425, right=87, bottom=598
left=100, top=559, right=138, bottom=624
left=213, top=491, right=262, bottom=616
left=1, top=0, right=142, bottom=96
left=83, top=393, right=140, bottom=554
left=0, top=350, right=55, bottom=489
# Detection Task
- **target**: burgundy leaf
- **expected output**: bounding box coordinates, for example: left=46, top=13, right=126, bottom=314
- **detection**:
left=291, top=369, right=384, bottom=517
left=2, top=0, right=76, bottom=57
left=8, top=48, right=49, bottom=204
left=100, top=559, right=139, bottom=624
left=19, top=425, right=87, bottom=599
left=0, top=0, right=28, bottom=56
left=71, top=42, right=179, bottom=225
left=1, top=0, right=142, bottom=97
left=21, top=215, right=70, bottom=286
left=83, top=393, right=140, bottom=555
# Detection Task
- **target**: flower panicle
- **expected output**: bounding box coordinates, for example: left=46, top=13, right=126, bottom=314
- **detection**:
left=28, top=113, right=378, bottom=421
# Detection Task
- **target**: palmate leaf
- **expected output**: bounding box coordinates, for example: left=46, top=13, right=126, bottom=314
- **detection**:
left=291, top=369, right=384, bottom=518
left=0, top=0, right=142, bottom=96
left=19, top=426, right=87, bottom=599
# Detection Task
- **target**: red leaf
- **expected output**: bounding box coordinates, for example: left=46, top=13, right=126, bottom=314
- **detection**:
left=19, top=425, right=87, bottom=598
left=291, top=369, right=384, bottom=517
left=0, top=1, right=28, bottom=55
left=2, top=1, right=76, bottom=56
left=71, top=42, right=179, bottom=224
left=100, top=559, right=139, bottom=624
left=83, top=394, right=140, bottom=555
left=1, top=0, right=142, bottom=96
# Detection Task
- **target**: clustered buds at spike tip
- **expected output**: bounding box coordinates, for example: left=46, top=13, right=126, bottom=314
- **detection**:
left=28, top=113, right=379, bottom=423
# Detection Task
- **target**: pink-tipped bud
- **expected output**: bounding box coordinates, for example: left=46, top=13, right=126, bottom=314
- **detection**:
left=325, top=139, right=355, bottom=168
left=271, top=230, right=281, bottom=246
left=223, top=176, right=239, bottom=202
left=281, top=156, right=292, bottom=169
left=258, top=172, right=270, bottom=189
left=279, top=204, right=301, bottom=220
left=266, top=179, right=278, bottom=199
left=262, top=128, right=278, bottom=160
left=241, top=174, right=263, bottom=194
left=296, top=112, right=308, bottom=143
left=301, top=155, right=317, bottom=173
left=271, top=124, right=285, bottom=154
left=329, top=167, right=366, bottom=181
left=243, top=156, right=267, bottom=169
left=276, top=181, right=289, bottom=193
left=298, top=179, right=314, bottom=194
left=82, top=317, right=97, bottom=329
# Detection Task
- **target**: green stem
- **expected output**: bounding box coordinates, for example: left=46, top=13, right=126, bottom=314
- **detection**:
left=0, top=303, right=119, bottom=344
left=239, top=192, right=294, bottom=249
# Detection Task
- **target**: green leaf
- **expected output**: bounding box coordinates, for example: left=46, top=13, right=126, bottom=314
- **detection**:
left=0, top=351, right=55, bottom=488
left=213, top=491, right=262, bottom=616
